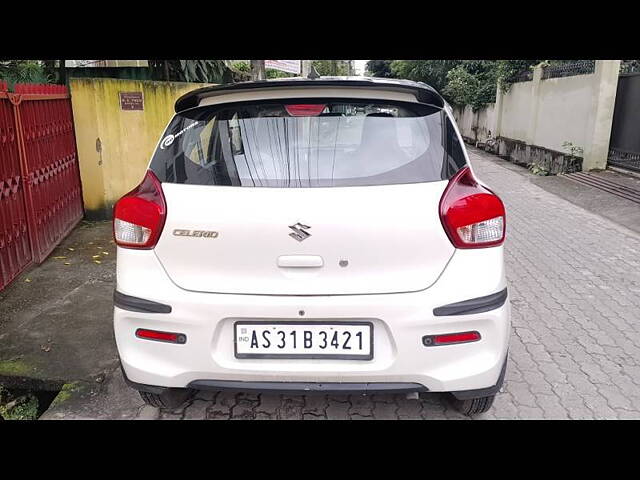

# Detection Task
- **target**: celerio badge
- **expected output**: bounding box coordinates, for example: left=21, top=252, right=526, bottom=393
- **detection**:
left=173, top=229, right=219, bottom=238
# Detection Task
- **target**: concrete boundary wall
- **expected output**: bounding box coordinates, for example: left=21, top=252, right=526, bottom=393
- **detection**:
left=453, top=60, right=621, bottom=172
left=70, top=78, right=211, bottom=219
left=454, top=104, right=496, bottom=145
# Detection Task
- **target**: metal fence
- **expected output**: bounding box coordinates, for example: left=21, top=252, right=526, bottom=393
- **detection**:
left=620, top=60, right=640, bottom=74
left=608, top=72, right=640, bottom=173
left=608, top=149, right=640, bottom=172
left=512, top=69, right=533, bottom=83
left=0, top=82, right=83, bottom=291
left=542, top=60, right=596, bottom=80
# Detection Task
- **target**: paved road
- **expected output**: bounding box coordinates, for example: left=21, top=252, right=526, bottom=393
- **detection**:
left=158, top=148, right=640, bottom=420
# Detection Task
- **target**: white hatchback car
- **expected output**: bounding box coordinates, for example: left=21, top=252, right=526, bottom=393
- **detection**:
left=113, top=77, right=510, bottom=416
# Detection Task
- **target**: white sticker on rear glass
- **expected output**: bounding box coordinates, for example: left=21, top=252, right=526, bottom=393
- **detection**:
left=160, top=121, right=200, bottom=149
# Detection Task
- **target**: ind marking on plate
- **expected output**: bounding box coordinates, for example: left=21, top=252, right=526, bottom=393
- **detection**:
left=119, top=92, right=144, bottom=111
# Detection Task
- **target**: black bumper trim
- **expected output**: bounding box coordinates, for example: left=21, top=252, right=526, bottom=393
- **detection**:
left=433, top=287, right=508, bottom=317
left=114, top=290, right=172, bottom=314
left=187, top=380, right=428, bottom=395
left=121, top=363, right=428, bottom=395
left=449, top=354, right=508, bottom=400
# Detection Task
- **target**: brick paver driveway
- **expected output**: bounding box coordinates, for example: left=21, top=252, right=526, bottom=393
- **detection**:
left=161, top=149, right=640, bottom=420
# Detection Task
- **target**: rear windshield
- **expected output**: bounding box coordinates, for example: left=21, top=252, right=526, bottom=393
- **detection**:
left=150, top=100, right=466, bottom=187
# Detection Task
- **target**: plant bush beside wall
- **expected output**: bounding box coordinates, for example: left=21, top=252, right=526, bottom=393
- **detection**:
left=0, top=60, right=52, bottom=90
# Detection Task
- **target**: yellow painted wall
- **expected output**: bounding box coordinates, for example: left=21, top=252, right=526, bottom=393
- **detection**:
left=70, top=77, right=211, bottom=218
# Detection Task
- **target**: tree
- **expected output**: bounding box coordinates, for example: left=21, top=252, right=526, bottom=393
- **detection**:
left=441, top=65, right=479, bottom=107
left=366, top=60, right=394, bottom=77
left=266, top=69, right=296, bottom=79
left=620, top=60, right=640, bottom=73
left=443, top=60, right=499, bottom=109
left=0, top=60, right=52, bottom=89
left=227, top=61, right=254, bottom=81
left=250, top=60, right=266, bottom=81
left=366, top=59, right=541, bottom=109
left=176, top=60, right=228, bottom=83
left=494, top=60, right=541, bottom=92
left=389, top=60, right=462, bottom=92
left=312, top=60, right=349, bottom=76
left=148, top=60, right=236, bottom=84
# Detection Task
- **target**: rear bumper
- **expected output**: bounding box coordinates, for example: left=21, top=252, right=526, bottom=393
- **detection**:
left=122, top=355, right=508, bottom=399
left=114, top=246, right=510, bottom=395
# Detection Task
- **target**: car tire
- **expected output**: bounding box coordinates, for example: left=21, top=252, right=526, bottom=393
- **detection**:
left=139, top=388, right=194, bottom=409
left=451, top=394, right=495, bottom=416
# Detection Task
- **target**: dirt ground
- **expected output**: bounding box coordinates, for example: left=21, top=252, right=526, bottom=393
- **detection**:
left=0, top=221, right=121, bottom=406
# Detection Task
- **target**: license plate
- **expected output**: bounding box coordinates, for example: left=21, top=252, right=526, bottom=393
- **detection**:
left=234, top=321, right=373, bottom=360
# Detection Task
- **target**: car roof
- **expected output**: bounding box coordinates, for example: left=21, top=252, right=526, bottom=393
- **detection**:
left=174, top=76, right=445, bottom=112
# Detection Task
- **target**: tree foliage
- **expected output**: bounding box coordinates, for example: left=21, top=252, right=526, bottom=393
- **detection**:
left=443, top=61, right=500, bottom=109
left=175, top=60, right=228, bottom=83
left=620, top=60, right=640, bottom=74
left=494, top=60, right=541, bottom=92
left=230, top=61, right=251, bottom=73
left=312, top=60, right=350, bottom=76
left=266, top=69, right=296, bottom=79
left=366, top=59, right=541, bottom=109
left=0, top=60, right=52, bottom=89
left=366, top=60, right=394, bottom=78
left=228, top=61, right=297, bottom=79
left=149, top=60, right=240, bottom=84
left=227, top=61, right=254, bottom=81
left=390, top=60, right=462, bottom=92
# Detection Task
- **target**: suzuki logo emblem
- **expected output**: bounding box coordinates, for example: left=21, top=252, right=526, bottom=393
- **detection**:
left=289, top=222, right=311, bottom=242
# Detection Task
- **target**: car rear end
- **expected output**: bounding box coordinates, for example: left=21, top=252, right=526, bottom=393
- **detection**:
left=113, top=78, right=510, bottom=414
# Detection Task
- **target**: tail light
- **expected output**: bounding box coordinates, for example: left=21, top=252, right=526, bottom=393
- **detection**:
left=113, top=170, right=166, bottom=249
left=439, top=167, right=505, bottom=249
left=285, top=104, right=326, bottom=116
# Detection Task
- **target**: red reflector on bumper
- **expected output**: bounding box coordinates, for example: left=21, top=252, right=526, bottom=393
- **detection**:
left=136, top=329, right=186, bottom=344
left=423, top=331, right=481, bottom=346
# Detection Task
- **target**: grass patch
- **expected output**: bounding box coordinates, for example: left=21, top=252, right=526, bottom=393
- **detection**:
left=0, top=359, right=34, bottom=377
left=0, top=385, right=39, bottom=420
left=49, top=382, right=82, bottom=408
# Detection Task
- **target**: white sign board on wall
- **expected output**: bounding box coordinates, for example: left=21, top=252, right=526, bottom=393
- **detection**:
left=265, top=60, right=301, bottom=74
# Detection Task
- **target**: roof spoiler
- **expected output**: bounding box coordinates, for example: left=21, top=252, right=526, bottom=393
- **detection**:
left=174, top=77, right=445, bottom=112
